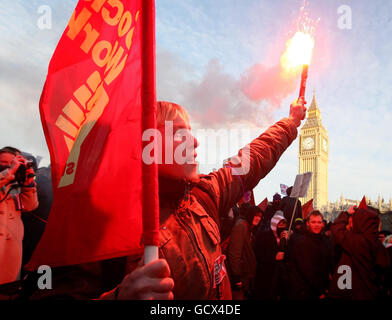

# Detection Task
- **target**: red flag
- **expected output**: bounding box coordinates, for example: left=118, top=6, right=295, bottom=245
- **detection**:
left=302, top=198, right=314, bottom=220
left=358, top=196, right=367, bottom=209
left=238, top=190, right=255, bottom=206
left=26, top=0, right=158, bottom=270
left=257, top=197, right=268, bottom=212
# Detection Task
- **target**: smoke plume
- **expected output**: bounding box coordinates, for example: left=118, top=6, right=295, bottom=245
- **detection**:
left=157, top=49, right=298, bottom=129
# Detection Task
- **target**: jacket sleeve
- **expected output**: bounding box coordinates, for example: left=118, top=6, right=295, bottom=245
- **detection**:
left=198, top=118, right=298, bottom=221
left=226, top=221, right=247, bottom=281
left=20, top=185, right=39, bottom=212
left=330, top=211, right=365, bottom=252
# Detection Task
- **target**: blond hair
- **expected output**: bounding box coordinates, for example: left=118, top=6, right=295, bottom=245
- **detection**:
left=156, top=101, right=189, bottom=126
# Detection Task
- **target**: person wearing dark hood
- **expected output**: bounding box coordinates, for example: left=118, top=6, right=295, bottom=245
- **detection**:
left=280, top=186, right=302, bottom=224
left=226, top=203, right=261, bottom=299
left=252, top=211, right=289, bottom=300
left=293, top=217, right=306, bottom=235
left=328, top=207, right=390, bottom=300
left=287, top=211, right=333, bottom=300
left=258, top=193, right=281, bottom=232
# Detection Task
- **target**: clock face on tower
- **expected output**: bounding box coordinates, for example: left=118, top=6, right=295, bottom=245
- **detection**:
left=302, top=137, right=314, bottom=150
left=322, top=138, right=328, bottom=152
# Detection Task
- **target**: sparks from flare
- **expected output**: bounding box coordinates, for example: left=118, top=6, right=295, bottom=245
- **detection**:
left=281, top=2, right=319, bottom=74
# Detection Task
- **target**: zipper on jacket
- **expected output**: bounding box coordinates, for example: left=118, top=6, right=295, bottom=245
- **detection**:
left=176, top=211, right=214, bottom=296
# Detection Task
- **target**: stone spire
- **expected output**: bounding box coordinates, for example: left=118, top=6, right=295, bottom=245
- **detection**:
left=303, top=89, right=324, bottom=129
left=308, top=90, right=321, bottom=115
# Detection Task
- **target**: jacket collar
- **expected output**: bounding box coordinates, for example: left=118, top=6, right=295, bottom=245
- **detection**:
left=158, top=176, right=187, bottom=208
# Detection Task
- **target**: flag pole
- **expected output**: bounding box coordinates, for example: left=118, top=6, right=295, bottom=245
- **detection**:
left=142, top=0, right=159, bottom=264
left=288, top=198, right=299, bottom=234
left=144, top=246, right=159, bottom=264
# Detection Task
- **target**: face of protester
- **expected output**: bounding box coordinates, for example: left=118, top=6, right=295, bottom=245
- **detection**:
left=276, top=219, right=288, bottom=237
left=158, top=114, right=199, bottom=181
left=277, top=220, right=287, bottom=229
left=307, top=215, right=323, bottom=234
left=252, top=213, right=262, bottom=226
left=295, top=223, right=303, bottom=231
left=0, top=152, right=14, bottom=170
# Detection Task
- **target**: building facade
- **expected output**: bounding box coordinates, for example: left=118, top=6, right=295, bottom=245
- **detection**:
left=296, top=92, right=391, bottom=230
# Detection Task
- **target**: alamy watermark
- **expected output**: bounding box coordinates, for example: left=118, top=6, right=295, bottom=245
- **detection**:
left=337, top=5, right=352, bottom=30
left=37, top=265, right=52, bottom=290
left=37, top=5, right=52, bottom=30
left=142, top=121, right=252, bottom=175
left=337, top=265, right=352, bottom=290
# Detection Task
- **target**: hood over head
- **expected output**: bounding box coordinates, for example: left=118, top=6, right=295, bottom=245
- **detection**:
left=271, top=210, right=286, bottom=238
left=352, top=208, right=379, bottom=235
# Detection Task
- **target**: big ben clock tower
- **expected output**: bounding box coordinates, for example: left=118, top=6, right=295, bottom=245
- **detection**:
left=299, top=91, right=329, bottom=210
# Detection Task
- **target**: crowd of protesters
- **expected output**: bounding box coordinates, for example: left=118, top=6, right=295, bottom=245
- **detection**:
left=0, top=98, right=391, bottom=301
left=224, top=198, right=392, bottom=300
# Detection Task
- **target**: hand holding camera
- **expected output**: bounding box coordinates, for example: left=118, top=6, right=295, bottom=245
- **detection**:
left=9, top=155, right=25, bottom=174
left=10, top=155, right=35, bottom=186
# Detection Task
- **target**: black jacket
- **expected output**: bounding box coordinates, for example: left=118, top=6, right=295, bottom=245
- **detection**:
left=280, top=196, right=302, bottom=225
left=252, top=229, right=288, bottom=300
left=287, top=231, right=333, bottom=299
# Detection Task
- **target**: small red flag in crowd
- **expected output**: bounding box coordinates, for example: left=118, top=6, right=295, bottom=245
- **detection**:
left=238, top=190, right=255, bottom=206
left=358, top=196, right=368, bottom=209
left=258, top=197, right=269, bottom=212
left=302, top=198, right=314, bottom=220
left=26, top=0, right=158, bottom=270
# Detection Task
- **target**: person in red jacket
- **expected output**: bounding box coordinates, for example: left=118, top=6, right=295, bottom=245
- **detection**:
left=31, top=98, right=306, bottom=300
left=0, top=147, right=38, bottom=285
left=329, top=207, right=390, bottom=300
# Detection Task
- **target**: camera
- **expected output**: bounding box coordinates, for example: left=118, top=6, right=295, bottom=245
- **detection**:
left=14, top=160, right=35, bottom=185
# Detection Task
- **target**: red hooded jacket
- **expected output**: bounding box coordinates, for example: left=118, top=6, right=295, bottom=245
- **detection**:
left=329, top=209, right=390, bottom=300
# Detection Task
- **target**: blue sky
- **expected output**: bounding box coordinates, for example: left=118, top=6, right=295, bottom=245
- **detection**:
left=0, top=0, right=391, bottom=204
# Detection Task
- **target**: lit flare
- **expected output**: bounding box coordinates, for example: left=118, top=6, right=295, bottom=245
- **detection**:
left=281, top=31, right=315, bottom=72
